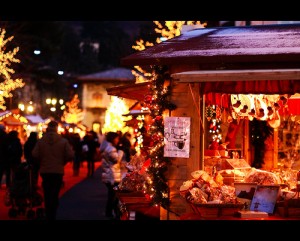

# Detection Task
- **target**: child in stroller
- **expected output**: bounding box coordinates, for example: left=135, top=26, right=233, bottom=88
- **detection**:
left=7, top=162, right=44, bottom=219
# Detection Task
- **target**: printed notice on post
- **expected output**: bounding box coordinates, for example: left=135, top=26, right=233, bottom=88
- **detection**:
left=164, top=117, right=191, bottom=158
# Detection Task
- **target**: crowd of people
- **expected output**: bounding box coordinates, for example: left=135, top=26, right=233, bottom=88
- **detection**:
left=0, top=121, right=136, bottom=220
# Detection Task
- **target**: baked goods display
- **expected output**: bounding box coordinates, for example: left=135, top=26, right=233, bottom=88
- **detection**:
left=218, top=169, right=247, bottom=184
left=180, top=170, right=239, bottom=205
left=244, top=168, right=282, bottom=185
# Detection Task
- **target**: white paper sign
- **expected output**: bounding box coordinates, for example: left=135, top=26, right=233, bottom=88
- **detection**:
left=164, top=117, right=191, bottom=158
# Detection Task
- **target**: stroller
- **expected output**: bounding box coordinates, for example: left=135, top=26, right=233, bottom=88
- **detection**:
left=7, top=162, right=45, bottom=219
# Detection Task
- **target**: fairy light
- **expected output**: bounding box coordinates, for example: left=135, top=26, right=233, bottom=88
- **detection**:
left=0, top=28, right=25, bottom=110
left=132, top=22, right=208, bottom=208
left=102, top=96, right=130, bottom=133
left=206, top=104, right=222, bottom=143
left=132, top=21, right=206, bottom=84
left=61, top=94, right=83, bottom=124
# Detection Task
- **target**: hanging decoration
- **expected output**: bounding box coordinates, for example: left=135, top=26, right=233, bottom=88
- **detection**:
left=230, top=94, right=289, bottom=128
left=143, top=65, right=177, bottom=209
left=205, top=105, right=223, bottom=143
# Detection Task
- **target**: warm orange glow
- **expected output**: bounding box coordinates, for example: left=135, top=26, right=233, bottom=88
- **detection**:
left=132, top=21, right=206, bottom=84
left=0, top=28, right=25, bottom=110
left=102, top=96, right=130, bottom=134
left=61, top=94, right=84, bottom=124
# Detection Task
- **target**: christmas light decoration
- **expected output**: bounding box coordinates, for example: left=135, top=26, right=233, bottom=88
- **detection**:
left=206, top=105, right=222, bottom=143
left=102, top=96, right=131, bottom=134
left=131, top=21, right=203, bottom=208
left=132, top=21, right=206, bottom=83
left=143, top=65, right=177, bottom=208
left=61, top=94, right=84, bottom=124
left=0, top=28, right=25, bottom=110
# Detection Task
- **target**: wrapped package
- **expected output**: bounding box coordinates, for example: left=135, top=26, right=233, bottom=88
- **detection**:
left=118, top=171, right=146, bottom=192
left=180, top=170, right=239, bottom=204
left=244, top=168, right=281, bottom=185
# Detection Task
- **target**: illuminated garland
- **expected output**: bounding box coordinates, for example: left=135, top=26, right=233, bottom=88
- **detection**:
left=206, top=105, right=222, bottom=143
left=143, top=65, right=176, bottom=208
left=0, top=28, right=25, bottom=110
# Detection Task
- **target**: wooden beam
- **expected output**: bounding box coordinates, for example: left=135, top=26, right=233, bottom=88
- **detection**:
left=171, top=69, right=300, bottom=82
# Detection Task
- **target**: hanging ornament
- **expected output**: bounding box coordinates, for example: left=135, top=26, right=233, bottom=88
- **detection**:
left=280, top=95, right=288, bottom=105
left=205, top=105, right=214, bottom=121
left=267, top=106, right=274, bottom=116
left=240, top=105, right=248, bottom=114
left=248, top=108, right=256, bottom=116
left=268, top=111, right=281, bottom=128
left=215, top=105, right=222, bottom=121
left=274, top=102, right=280, bottom=110
left=257, top=108, right=265, bottom=118
left=232, top=100, right=241, bottom=108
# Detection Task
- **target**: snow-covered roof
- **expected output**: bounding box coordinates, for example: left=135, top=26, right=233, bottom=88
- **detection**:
left=25, top=114, right=46, bottom=124
left=76, top=67, right=135, bottom=82
left=121, top=24, right=300, bottom=68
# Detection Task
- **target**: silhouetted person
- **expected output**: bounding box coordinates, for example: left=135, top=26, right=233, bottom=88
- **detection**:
left=24, top=131, right=39, bottom=188
left=69, top=133, right=83, bottom=176
left=0, top=124, right=9, bottom=188
left=32, top=121, right=74, bottom=220
left=118, top=132, right=135, bottom=162
left=6, top=130, right=23, bottom=187
left=82, top=131, right=99, bottom=178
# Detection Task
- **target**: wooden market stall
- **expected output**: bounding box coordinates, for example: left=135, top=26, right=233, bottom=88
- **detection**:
left=108, top=23, right=300, bottom=220
left=0, top=109, right=29, bottom=144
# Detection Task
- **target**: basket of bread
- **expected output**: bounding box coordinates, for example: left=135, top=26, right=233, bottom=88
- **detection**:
left=180, top=170, right=244, bottom=218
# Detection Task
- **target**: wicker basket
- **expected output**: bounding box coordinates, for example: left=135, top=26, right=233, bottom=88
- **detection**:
left=190, top=202, right=244, bottom=218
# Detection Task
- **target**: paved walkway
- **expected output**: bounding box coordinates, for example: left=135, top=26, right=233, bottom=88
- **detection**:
left=0, top=162, right=110, bottom=220
left=56, top=165, right=110, bottom=220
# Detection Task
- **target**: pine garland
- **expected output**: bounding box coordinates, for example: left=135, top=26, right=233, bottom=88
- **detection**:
left=144, top=65, right=176, bottom=208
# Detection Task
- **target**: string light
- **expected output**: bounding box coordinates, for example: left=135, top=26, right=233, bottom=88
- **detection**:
left=61, top=94, right=84, bottom=124
left=131, top=22, right=206, bottom=208
left=102, top=96, right=130, bottom=134
left=143, top=65, right=177, bottom=208
left=132, top=21, right=206, bottom=84
left=0, top=28, right=25, bottom=110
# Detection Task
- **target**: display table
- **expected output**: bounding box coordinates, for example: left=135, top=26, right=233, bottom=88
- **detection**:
left=180, top=200, right=300, bottom=220
left=116, top=191, right=160, bottom=220
left=179, top=211, right=300, bottom=220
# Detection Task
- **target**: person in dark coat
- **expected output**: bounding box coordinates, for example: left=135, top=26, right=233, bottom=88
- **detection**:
left=24, top=131, right=39, bottom=188
left=32, top=121, right=74, bottom=220
left=6, top=130, right=23, bottom=187
left=118, top=132, right=135, bottom=162
left=82, top=131, right=99, bottom=178
left=0, top=124, right=9, bottom=188
left=69, top=133, right=83, bottom=176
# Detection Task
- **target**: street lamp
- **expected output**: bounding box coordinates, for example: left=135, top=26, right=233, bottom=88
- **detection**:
left=45, top=98, right=65, bottom=119
left=18, top=101, right=35, bottom=114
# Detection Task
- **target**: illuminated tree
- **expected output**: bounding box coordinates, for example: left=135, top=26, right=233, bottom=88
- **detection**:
left=102, top=96, right=131, bottom=134
left=132, top=21, right=206, bottom=83
left=61, top=94, right=84, bottom=124
left=0, top=28, right=25, bottom=110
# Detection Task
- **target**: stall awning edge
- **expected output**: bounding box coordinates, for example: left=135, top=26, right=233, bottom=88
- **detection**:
left=171, top=69, right=300, bottom=94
